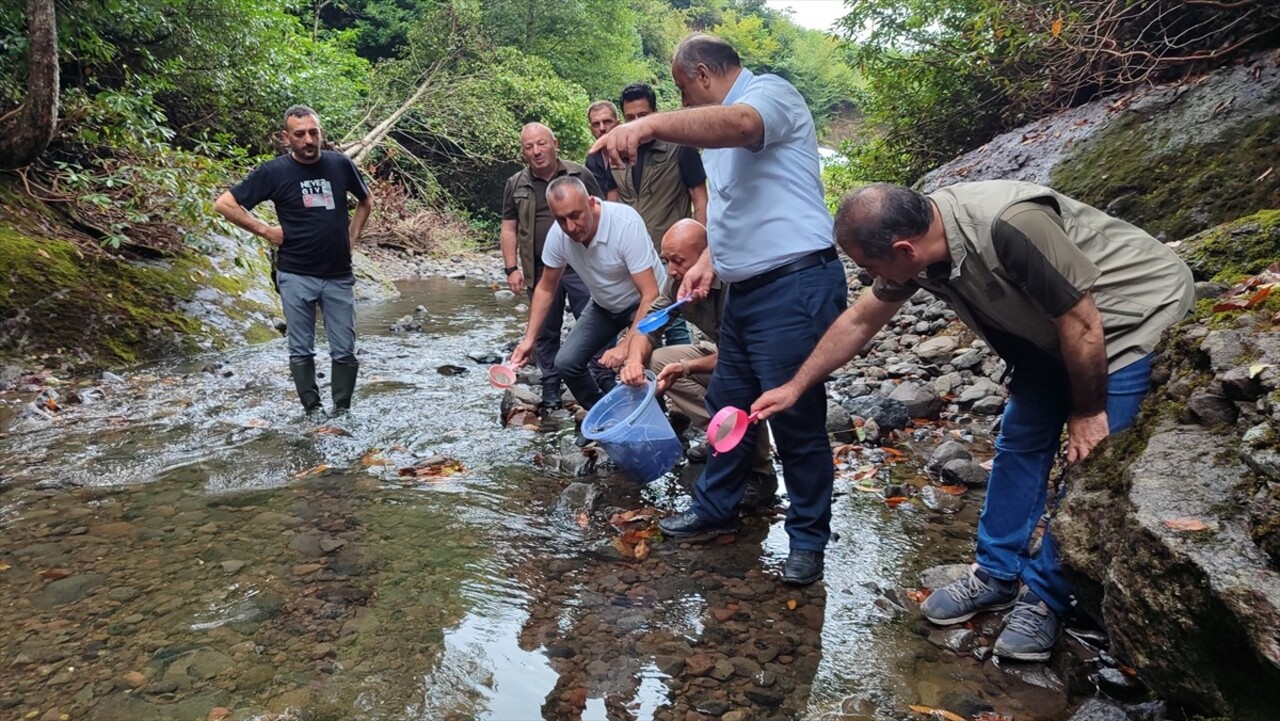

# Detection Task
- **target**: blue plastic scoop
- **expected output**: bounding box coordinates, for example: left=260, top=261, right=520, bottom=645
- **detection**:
left=636, top=297, right=691, bottom=334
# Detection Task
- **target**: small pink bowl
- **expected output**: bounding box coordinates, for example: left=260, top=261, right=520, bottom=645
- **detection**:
left=488, top=364, right=517, bottom=388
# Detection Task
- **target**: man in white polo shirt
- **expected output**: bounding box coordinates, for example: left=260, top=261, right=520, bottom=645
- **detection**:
left=510, top=176, right=663, bottom=410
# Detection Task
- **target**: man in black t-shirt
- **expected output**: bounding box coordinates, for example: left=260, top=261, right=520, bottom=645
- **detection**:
left=214, top=105, right=373, bottom=414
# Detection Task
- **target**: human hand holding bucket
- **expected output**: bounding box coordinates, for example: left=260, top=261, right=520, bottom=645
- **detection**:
left=706, top=406, right=762, bottom=455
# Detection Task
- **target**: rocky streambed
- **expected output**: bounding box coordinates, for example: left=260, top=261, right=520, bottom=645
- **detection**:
left=0, top=257, right=1230, bottom=721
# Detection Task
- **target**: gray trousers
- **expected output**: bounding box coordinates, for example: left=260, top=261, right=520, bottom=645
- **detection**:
left=277, top=270, right=357, bottom=363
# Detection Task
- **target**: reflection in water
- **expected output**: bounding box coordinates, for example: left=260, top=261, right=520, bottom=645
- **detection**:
left=0, top=277, right=1085, bottom=720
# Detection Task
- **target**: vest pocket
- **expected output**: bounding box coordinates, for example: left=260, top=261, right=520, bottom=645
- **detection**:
left=1091, top=289, right=1153, bottom=322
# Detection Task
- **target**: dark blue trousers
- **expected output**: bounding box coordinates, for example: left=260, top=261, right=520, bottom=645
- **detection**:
left=691, top=258, right=847, bottom=551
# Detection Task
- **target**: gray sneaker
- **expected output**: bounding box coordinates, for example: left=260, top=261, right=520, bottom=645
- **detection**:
left=919, top=564, right=1018, bottom=625
left=994, top=588, right=1061, bottom=662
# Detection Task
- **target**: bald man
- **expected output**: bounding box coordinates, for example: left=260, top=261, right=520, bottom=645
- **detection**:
left=501, top=122, right=605, bottom=410
left=618, top=219, right=776, bottom=510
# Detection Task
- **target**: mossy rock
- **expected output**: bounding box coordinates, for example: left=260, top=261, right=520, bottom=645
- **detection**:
left=0, top=225, right=204, bottom=367
left=1174, top=208, right=1280, bottom=282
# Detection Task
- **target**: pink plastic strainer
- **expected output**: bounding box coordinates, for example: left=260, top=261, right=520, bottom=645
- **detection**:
left=706, top=406, right=761, bottom=454
left=487, top=363, right=517, bottom=388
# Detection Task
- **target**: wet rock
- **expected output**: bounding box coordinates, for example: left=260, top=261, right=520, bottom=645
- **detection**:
left=220, top=559, right=248, bottom=574
left=888, top=381, right=943, bottom=420
left=500, top=386, right=543, bottom=425
left=436, top=364, right=468, bottom=375
left=1123, top=700, right=1168, bottom=721
left=925, top=440, right=972, bottom=475
left=1220, top=366, right=1265, bottom=401
left=841, top=395, right=910, bottom=432
left=389, top=315, right=422, bottom=333
left=288, top=532, right=324, bottom=558
left=1095, top=666, right=1146, bottom=701
left=685, top=653, right=716, bottom=677
left=952, top=347, right=986, bottom=371
left=494, top=289, right=516, bottom=301
left=941, top=459, right=989, bottom=488
left=744, top=687, right=784, bottom=706
left=826, top=402, right=855, bottom=443
left=414, top=304, right=428, bottom=314
left=915, top=336, right=961, bottom=363
left=711, top=659, right=735, bottom=681
left=1000, top=661, right=1066, bottom=693
left=920, top=563, right=970, bottom=590
left=919, top=485, right=963, bottom=513
left=32, top=573, right=105, bottom=608
left=928, top=628, right=976, bottom=652
left=656, top=655, right=685, bottom=676
left=1067, top=698, right=1130, bottom=721
left=467, top=351, right=504, bottom=364
left=556, top=482, right=600, bottom=516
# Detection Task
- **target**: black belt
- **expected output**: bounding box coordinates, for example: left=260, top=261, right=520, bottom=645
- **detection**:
left=731, top=247, right=838, bottom=294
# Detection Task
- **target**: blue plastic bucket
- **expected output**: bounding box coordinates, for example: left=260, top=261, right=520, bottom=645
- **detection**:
left=581, top=373, right=683, bottom=484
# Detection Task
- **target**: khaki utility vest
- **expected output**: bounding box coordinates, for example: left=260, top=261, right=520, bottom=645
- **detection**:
left=921, top=181, right=1194, bottom=373
left=507, top=160, right=595, bottom=278
left=611, top=140, right=692, bottom=251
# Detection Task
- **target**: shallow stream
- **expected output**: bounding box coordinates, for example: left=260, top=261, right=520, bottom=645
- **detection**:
left=0, top=278, right=1100, bottom=720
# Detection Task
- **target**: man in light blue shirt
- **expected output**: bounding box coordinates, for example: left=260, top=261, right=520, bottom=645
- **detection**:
left=511, top=176, right=663, bottom=411
left=590, top=33, right=847, bottom=586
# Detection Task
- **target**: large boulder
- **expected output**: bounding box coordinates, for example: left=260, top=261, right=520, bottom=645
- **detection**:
left=919, top=50, right=1280, bottom=244
left=1055, top=308, right=1280, bottom=721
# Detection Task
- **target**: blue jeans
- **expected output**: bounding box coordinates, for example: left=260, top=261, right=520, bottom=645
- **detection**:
left=277, top=270, right=357, bottom=363
left=690, top=259, right=847, bottom=551
left=977, top=354, right=1153, bottom=613
left=663, top=316, right=693, bottom=347
left=555, top=300, right=632, bottom=410
left=530, top=267, right=596, bottom=399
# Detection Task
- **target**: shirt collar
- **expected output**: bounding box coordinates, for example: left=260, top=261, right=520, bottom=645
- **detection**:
left=722, top=67, right=755, bottom=106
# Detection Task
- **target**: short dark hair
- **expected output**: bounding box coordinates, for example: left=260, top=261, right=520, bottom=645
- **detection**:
left=619, top=83, right=656, bottom=112
left=586, top=100, right=617, bottom=120
left=546, top=176, right=588, bottom=204
left=673, top=33, right=741, bottom=77
left=834, top=183, right=934, bottom=259
left=283, top=104, right=319, bottom=127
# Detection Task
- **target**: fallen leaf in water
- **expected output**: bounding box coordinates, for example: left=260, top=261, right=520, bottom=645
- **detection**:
left=567, top=687, right=588, bottom=710
left=908, top=705, right=967, bottom=721
left=634, top=539, right=650, bottom=560
left=0, top=563, right=10, bottom=572
left=1162, top=517, right=1210, bottom=532
left=832, top=443, right=861, bottom=457
left=245, top=418, right=270, bottom=428
left=612, top=536, right=635, bottom=559
left=292, top=464, right=332, bottom=479
left=609, top=508, right=662, bottom=527
left=620, top=527, right=659, bottom=544
left=313, top=424, right=351, bottom=437
left=906, top=588, right=931, bottom=604
left=397, top=458, right=464, bottom=479
left=882, top=447, right=905, bottom=461
left=938, top=485, right=967, bottom=495
left=576, top=513, right=589, bottom=528
left=712, top=533, right=736, bottom=545
left=786, top=599, right=797, bottom=610
left=39, top=567, right=71, bottom=580
left=360, top=449, right=387, bottom=467
left=884, top=496, right=910, bottom=507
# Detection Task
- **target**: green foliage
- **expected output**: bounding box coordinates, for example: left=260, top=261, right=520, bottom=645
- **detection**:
left=54, top=88, right=258, bottom=250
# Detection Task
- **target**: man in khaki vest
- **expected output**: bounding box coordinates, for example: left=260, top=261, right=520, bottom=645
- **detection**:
left=753, top=181, right=1194, bottom=662
left=500, top=123, right=605, bottom=410
left=585, top=100, right=619, bottom=197
left=607, top=83, right=708, bottom=348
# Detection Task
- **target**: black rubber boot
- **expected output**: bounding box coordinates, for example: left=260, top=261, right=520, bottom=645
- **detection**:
left=331, top=360, right=359, bottom=412
left=289, top=358, right=323, bottom=414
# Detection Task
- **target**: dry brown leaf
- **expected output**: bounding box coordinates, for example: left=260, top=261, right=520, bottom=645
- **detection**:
left=360, top=449, right=387, bottom=467
left=633, top=539, right=650, bottom=560
left=938, top=485, right=968, bottom=496
left=906, top=588, right=931, bottom=604
left=293, top=464, right=332, bottom=479
left=576, top=513, right=589, bottom=528
left=884, top=496, right=910, bottom=507
left=786, top=599, right=797, bottom=610
left=1050, top=17, right=1063, bottom=37
left=313, top=424, right=351, bottom=437
left=908, top=705, right=967, bottom=721
left=1162, top=517, right=1210, bottom=532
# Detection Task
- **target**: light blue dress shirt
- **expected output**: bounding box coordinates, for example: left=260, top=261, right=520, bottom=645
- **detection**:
left=702, top=68, right=835, bottom=283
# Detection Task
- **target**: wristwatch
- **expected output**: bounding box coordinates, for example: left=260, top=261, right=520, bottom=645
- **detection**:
left=503, top=265, right=519, bottom=276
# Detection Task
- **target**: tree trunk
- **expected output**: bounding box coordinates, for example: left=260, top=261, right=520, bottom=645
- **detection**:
left=342, top=63, right=443, bottom=167
left=0, top=0, right=59, bottom=170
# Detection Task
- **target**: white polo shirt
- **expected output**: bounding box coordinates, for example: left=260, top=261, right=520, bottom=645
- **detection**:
left=542, top=201, right=664, bottom=313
